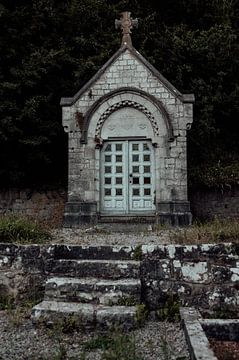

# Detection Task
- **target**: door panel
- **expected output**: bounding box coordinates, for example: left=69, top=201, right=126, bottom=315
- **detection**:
left=102, top=142, right=127, bottom=212
left=129, top=141, right=155, bottom=212
left=101, top=140, right=155, bottom=213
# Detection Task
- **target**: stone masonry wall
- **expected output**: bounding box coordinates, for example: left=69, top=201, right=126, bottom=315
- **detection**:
left=0, top=189, right=66, bottom=227
left=0, top=243, right=238, bottom=312
left=0, top=188, right=238, bottom=222
left=190, top=186, right=239, bottom=220
left=141, top=243, right=239, bottom=313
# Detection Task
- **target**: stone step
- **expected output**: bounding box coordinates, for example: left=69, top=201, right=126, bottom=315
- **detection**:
left=31, top=300, right=138, bottom=330
left=99, top=215, right=155, bottom=224
left=45, top=259, right=140, bottom=279
left=44, top=277, right=141, bottom=304
left=52, top=245, right=137, bottom=261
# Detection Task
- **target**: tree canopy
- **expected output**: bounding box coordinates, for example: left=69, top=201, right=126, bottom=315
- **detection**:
left=0, top=0, right=238, bottom=188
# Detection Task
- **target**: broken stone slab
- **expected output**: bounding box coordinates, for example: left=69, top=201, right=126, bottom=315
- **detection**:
left=31, top=300, right=138, bottom=330
left=31, top=300, right=95, bottom=328
left=96, top=305, right=137, bottom=330
left=44, top=276, right=141, bottom=304
left=44, top=259, right=140, bottom=279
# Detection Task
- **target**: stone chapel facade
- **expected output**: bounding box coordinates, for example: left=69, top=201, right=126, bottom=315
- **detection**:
left=61, top=12, right=194, bottom=226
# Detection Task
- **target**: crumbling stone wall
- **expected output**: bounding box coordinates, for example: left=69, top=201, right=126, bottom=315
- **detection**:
left=141, top=243, right=239, bottom=312
left=0, top=244, right=52, bottom=302
left=0, top=189, right=66, bottom=226
left=0, top=243, right=238, bottom=312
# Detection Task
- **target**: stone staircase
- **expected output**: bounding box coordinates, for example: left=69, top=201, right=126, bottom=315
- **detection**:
left=31, top=245, right=141, bottom=330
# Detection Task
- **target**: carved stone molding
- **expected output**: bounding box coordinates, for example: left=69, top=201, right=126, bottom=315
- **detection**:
left=95, top=100, right=159, bottom=138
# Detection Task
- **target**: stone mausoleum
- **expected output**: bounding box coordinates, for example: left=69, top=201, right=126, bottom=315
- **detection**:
left=61, top=12, right=194, bottom=226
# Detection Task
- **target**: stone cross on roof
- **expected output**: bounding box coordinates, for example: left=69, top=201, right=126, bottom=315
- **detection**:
left=115, top=11, right=138, bottom=47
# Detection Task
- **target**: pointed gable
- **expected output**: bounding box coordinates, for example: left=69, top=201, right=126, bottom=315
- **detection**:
left=60, top=44, right=194, bottom=109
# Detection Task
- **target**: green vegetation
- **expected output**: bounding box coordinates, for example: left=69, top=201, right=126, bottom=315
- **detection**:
left=83, top=332, right=143, bottom=360
left=4, top=296, right=43, bottom=327
left=116, top=296, right=138, bottom=306
left=47, top=315, right=82, bottom=336
left=82, top=334, right=113, bottom=351
left=133, top=245, right=143, bottom=261
left=156, top=296, right=180, bottom=322
left=107, top=295, right=138, bottom=306
left=0, top=294, right=15, bottom=311
left=0, top=215, right=52, bottom=244
left=0, top=1, right=238, bottom=189
left=135, top=304, right=149, bottom=325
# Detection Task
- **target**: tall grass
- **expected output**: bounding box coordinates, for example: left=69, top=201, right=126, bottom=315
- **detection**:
left=82, top=332, right=143, bottom=360
left=0, top=215, right=52, bottom=244
left=170, top=218, right=239, bottom=244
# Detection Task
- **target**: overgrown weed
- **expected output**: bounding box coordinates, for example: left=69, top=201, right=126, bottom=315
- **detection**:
left=135, top=304, right=149, bottom=325
left=82, top=331, right=143, bottom=360
left=0, top=294, right=15, bottom=311
left=0, top=215, right=52, bottom=244
left=6, top=300, right=33, bottom=327
left=156, top=295, right=180, bottom=322
left=3, top=290, right=43, bottom=327
left=157, top=218, right=239, bottom=244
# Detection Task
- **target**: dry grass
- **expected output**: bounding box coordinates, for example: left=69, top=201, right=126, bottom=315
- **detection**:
left=168, top=218, right=239, bottom=244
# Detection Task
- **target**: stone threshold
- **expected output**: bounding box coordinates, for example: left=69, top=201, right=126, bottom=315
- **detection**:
left=99, top=215, right=156, bottom=223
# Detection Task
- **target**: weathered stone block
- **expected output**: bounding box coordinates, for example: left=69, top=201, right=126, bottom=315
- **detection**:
left=211, top=265, right=233, bottom=284
left=45, top=259, right=140, bottom=280
left=180, top=262, right=209, bottom=284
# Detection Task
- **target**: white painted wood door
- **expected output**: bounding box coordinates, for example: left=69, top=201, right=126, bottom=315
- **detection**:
left=101, top=140, right=155, bottom=214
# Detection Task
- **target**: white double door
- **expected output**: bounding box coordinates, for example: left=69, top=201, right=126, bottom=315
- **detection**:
left=101, top=140, right=155, bottom=214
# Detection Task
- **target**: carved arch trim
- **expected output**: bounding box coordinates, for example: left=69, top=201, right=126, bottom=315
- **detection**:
left=81, top=87, right=174, bottom=143
left=95, top=100, right=159, bottom=139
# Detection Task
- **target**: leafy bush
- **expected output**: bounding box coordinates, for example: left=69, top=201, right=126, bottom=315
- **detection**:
left=0, top=215, right=52, bottom=244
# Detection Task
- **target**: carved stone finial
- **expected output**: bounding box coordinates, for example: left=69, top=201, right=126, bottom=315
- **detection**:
left=115, top=11, right=138, bottom=47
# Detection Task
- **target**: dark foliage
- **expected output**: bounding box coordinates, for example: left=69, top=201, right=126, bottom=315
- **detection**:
left=0, top=0, right=238, bottom=188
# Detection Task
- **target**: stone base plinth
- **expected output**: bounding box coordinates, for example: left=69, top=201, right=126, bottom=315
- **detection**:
left=63, top=201, right=98, bottom=227
left=63, top=201, right=192, bottom=227
left=156, top=201, right=192, bottom=226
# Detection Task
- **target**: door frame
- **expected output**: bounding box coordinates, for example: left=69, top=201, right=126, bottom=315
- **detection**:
left=100, top=139, right=156, bottom=215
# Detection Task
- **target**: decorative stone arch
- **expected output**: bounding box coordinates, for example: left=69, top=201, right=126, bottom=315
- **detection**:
left=80, top=87, right=174, bottom=143
left=95, top=100, right=159, bottom=138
